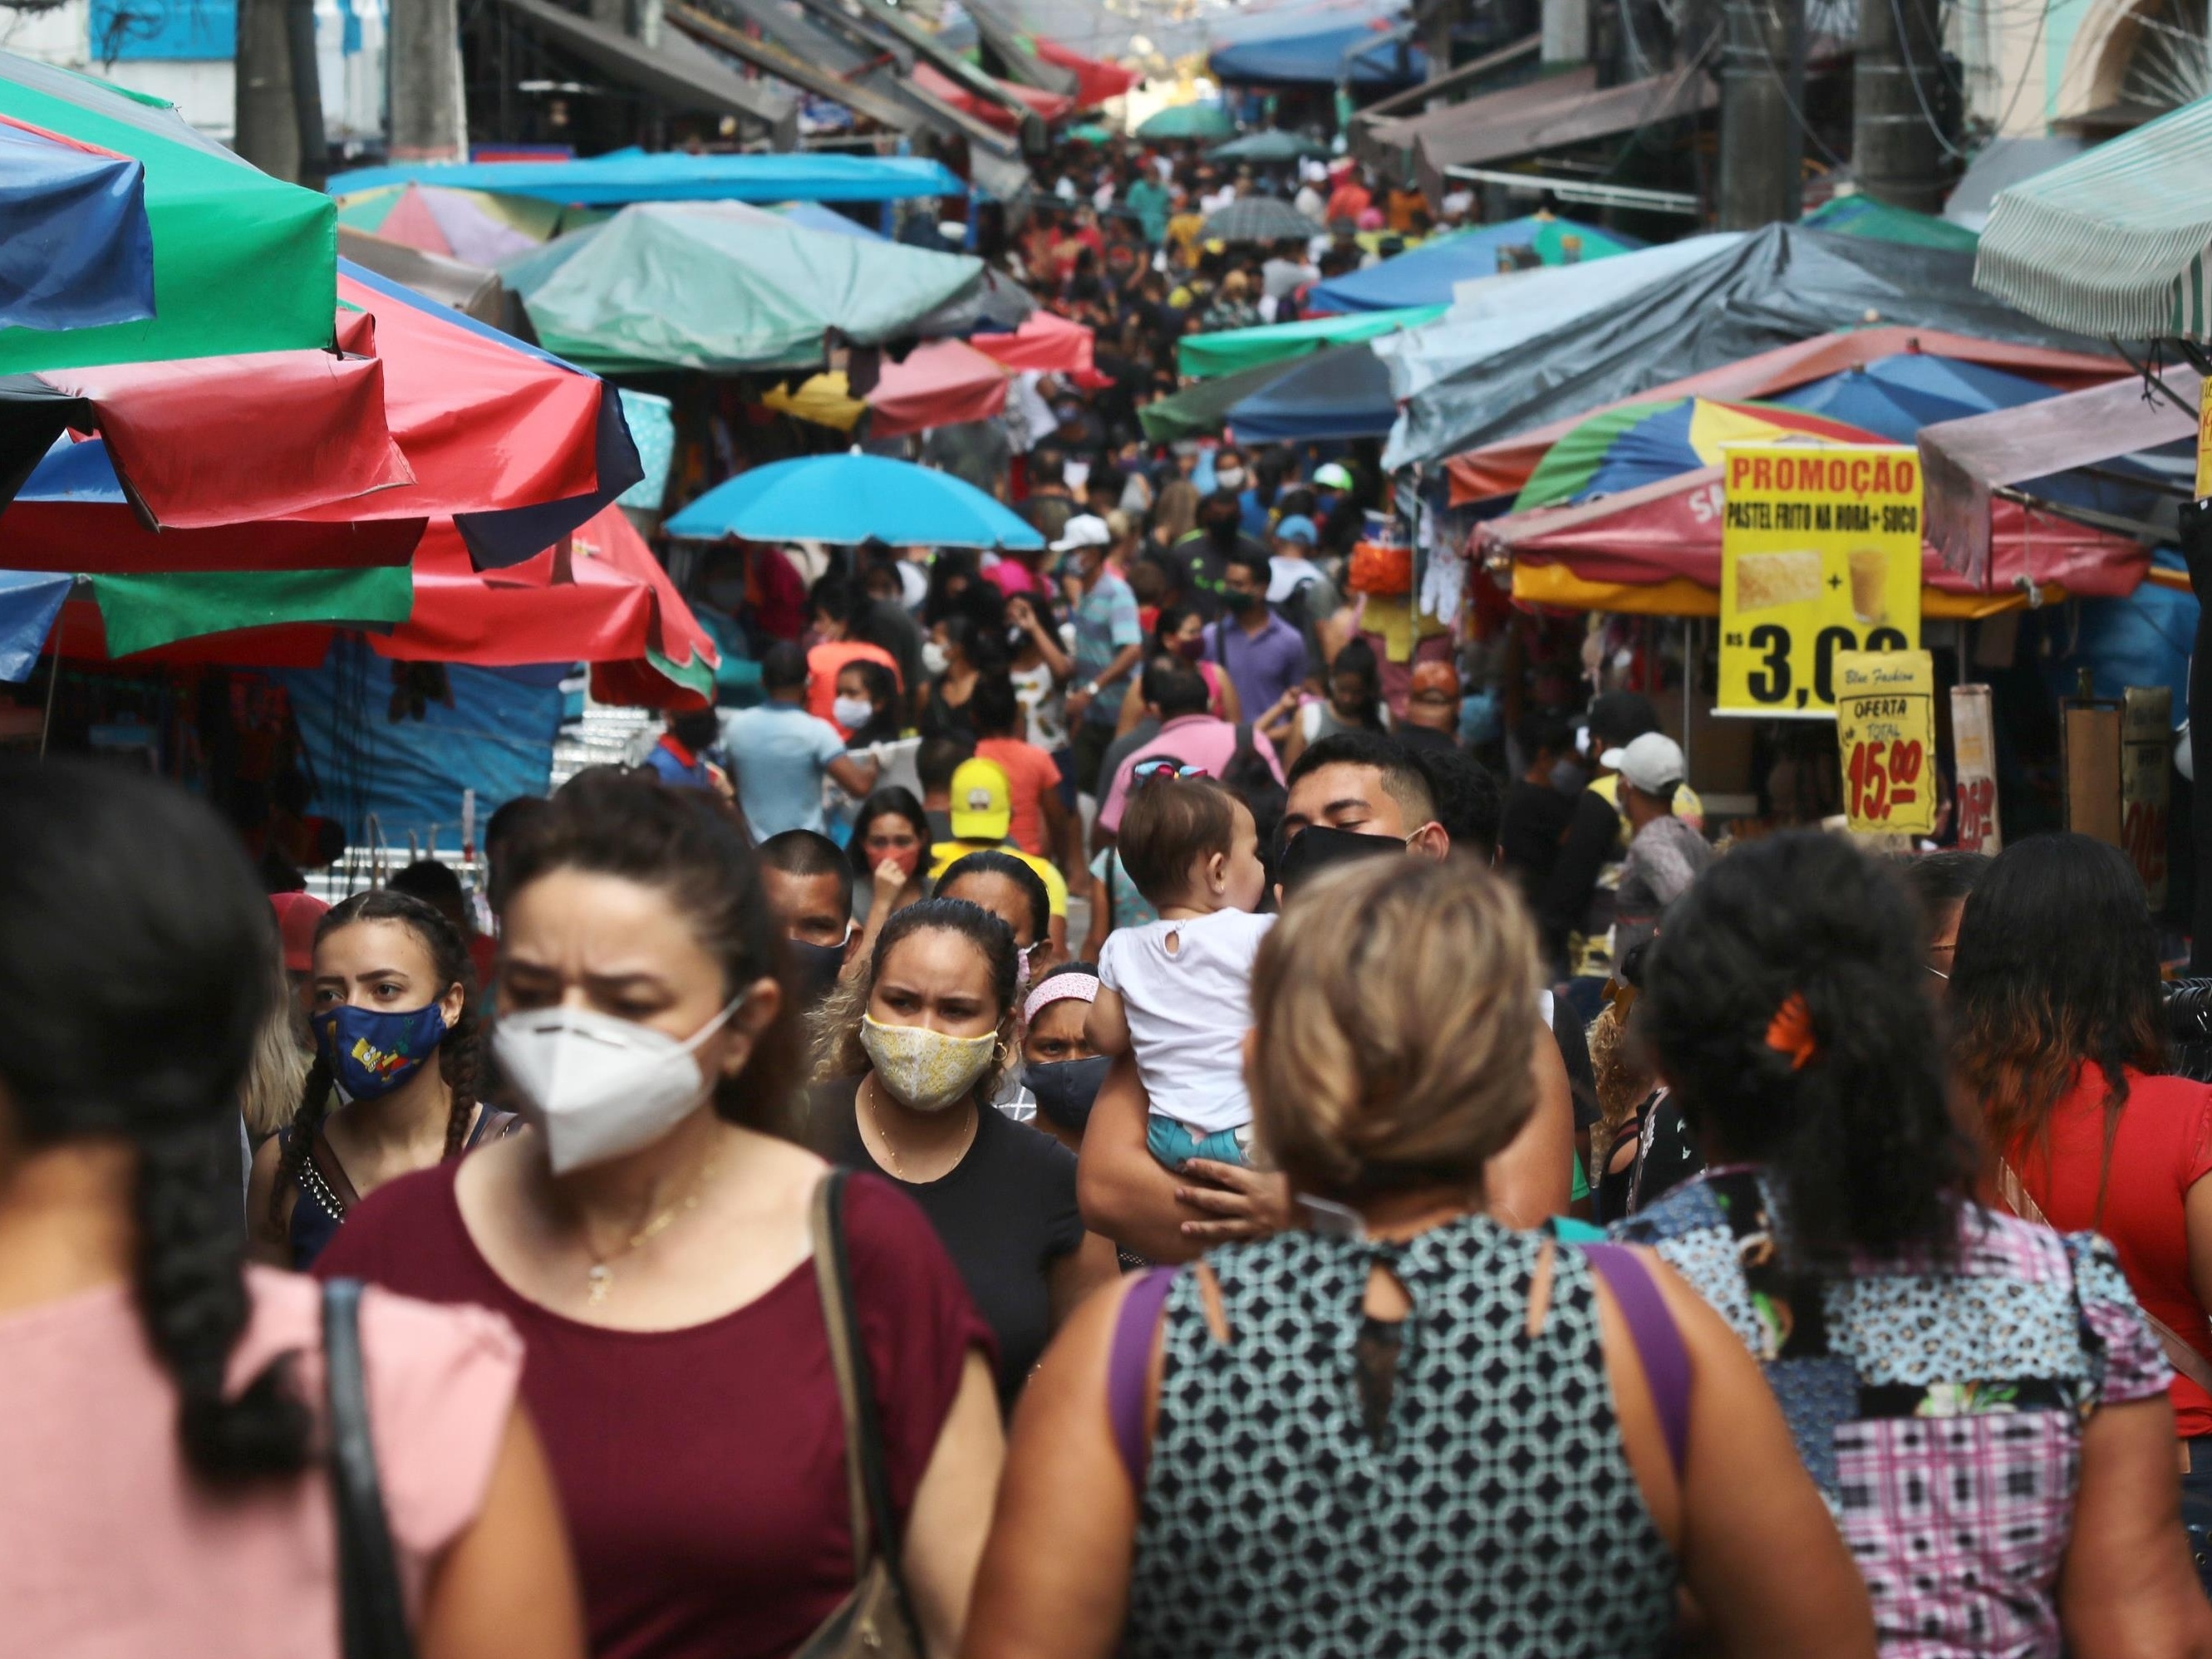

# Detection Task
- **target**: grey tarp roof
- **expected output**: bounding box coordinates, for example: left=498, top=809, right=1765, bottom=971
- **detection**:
left=1382, top=223, right=2110, bottom=469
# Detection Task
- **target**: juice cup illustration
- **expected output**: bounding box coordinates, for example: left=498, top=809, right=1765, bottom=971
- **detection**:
left=1848, top=548, right=1888, bottom=626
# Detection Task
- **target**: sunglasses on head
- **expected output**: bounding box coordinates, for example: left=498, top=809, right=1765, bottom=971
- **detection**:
left=1130, top=759, right=1208, bottom=784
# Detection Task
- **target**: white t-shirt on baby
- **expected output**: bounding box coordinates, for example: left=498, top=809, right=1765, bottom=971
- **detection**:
left=1097, top=909, right=1276, bottom=1135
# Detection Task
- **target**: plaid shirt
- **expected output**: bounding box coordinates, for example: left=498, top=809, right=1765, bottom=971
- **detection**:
left=1616, top=1170, right=2170, bottom=1657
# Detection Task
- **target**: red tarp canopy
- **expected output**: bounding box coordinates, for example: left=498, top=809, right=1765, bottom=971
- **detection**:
left=868, top=340, right=1011, bottom=437
left=912, top=62, right=1074, bottom=130
left=968, top=308, right=1101, bottom=383
left=1476, top=459, right=2151, bottom=600
left=1030, top=36, right=1137, bottom=106
left=5, top=270, right=619, bottom=574
left=1444, top=326, right=2126, bottom=504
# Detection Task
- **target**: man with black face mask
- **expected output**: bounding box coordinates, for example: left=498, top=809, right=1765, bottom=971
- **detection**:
left=756, top=829, right=857, bottom=1014
left=1167, top=488, right=1267, bottom=621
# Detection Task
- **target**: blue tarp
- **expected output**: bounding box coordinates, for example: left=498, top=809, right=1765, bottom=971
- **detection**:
left=279, top=637, right=564, bottom=847
left=326, top=152, right=966, bottom=206
left=0, top=568, right=69, bottom=680
left=1210, top=22, right=1425, bottom=86
left=0, top=116, right=154, bottom=332
left=1306, top=215, right=1642, bottom=313
left=1226, top=342, right=1396, bottom=441
left=1772, top=354, right=2062, bottom=438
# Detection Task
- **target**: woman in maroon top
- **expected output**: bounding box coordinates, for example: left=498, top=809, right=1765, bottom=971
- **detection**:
left=1952, top=833, right=2212, bottom=1580
left=317, top=768, right=1004, bottom=1659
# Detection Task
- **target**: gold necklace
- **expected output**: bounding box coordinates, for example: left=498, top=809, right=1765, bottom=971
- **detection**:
left=860, top=1075, right=907, bottom=1180
left=581, top=1151, right=721, bottom=1306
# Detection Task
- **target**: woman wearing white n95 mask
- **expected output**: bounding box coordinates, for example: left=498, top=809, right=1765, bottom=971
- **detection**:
left=315, top=767, right=1005, bottom=1659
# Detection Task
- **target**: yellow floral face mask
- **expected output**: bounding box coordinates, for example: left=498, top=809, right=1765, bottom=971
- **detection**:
left=860, top=1015, right=997, bottom=1113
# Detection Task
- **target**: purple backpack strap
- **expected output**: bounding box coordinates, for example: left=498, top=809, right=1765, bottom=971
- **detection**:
left=1107, top=1267, right=1178, bottom=1490
left=1582, top=1244, right=1690, bottom=1480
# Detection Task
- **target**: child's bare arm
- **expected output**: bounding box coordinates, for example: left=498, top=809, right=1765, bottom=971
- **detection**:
left=1085, top=986, right=1132, bottom=1055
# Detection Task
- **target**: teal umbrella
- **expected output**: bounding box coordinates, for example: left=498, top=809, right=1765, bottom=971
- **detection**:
left=664, top=454, right=1044, bottom=549
left=1135, top=101, right=1236, bottom=142
left=1067, top=123, right=1114, bottom=144
left=1210, top=130, right=1330, bottom=163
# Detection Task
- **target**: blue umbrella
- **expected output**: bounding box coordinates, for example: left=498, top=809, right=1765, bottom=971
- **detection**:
left=0, top=115, right=155, bottom=332
left=0, top=568, right=71, bottom=681
left=665, top=454, right=1045, bottom=549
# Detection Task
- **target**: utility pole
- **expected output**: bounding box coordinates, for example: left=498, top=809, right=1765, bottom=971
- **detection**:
left=1854, top=0, right=1947, bottom=210
left=1716, top=0, right=1803, bottom=227
left=235, top=0, right=300, bottom=179
left=389, top=0, right=469, bottom=163
left=286, top=0, right=327, bottom=188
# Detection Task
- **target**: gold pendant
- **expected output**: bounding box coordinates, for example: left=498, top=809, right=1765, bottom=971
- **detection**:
left=585, top=1263, right=612, bottom=1305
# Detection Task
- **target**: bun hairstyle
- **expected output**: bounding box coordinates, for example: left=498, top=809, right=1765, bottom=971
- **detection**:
left=497, top=766, right=802, bottom=1131
left=810, top=897, right=1022, bottom=1105
left=268, top=887, right=481, bottom=1232
left=0, top=761, right=312, bottom=1482
left=1639, top=830, right=1964, bottom=1269
left=1251, top=856, right=1537, bottom=1201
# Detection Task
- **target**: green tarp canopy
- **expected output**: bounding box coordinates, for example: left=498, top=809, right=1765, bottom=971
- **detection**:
left=1139, top=356, right=1302, bottom=441
left=1975, top=92, right=2212, bottom=340
left=1210, top=130, right=1331, bottom=162
left=90, top=566, right=412, bottom=658
left=520, top=203, right=987, bottom=371
left=1178, top=302, right=1448, bottom=379
left=1135, top=101, right=1236, bottom=141
left=1802, top=194, right=1979, bottom=253
left=0, top=54, right=334, bottom=373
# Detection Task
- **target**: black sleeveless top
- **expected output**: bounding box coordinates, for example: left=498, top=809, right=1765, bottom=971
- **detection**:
left=283, top=1104, right=516, bottom=1270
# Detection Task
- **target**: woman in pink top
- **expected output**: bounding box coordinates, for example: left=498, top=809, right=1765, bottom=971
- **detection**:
left=0, top=761, right=581, bottom=1659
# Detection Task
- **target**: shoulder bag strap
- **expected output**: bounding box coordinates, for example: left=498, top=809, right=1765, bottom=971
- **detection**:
left=324, top=1278, right=416, bottom=1659
left=1997, top=1159, right=2212, bottom=1397
left=311, top=1128, right=362, bottom=1216
left=1106, top=1266, right=1178, bottom=1490
left=1582, top=1244, right=1690, bottom=1481
left=810, top=1171, right=922, bottom=1641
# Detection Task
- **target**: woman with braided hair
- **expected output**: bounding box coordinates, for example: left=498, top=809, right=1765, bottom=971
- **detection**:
left=250, top=889, right=516, bottom=1271
left=0, top=760, right=581, bottom=1657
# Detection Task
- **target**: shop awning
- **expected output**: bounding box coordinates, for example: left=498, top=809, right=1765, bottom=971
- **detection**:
left=1920, top=365, right=2200, bottom=587
left=491, top=0, right=797, bottom=141
left=327, top=151, right=966, bottom=207
left=1411, top=61, right=1713, bottom=197
left=1179, top=303, right=1447, bottom=379
left=1944, top=135, right=2086, bottom=233
left=1226, top=341, right=1397, bottom=442
left=1305, top=213, right=1641, bottom=313
left=1975, top=93, right=2212, bottom=340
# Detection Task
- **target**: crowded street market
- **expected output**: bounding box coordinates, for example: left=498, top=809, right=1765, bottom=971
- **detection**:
left=7, top=2, right=2212, bottom=1652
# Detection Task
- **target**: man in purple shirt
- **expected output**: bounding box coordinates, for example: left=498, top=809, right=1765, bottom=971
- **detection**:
left=1199, top=547, right=1308, bottom=725
left=1096, top=657, right=1285, bottom=837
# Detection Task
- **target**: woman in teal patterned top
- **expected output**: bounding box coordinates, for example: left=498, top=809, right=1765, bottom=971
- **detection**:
left=963, top=856, right=1872, bottom=1658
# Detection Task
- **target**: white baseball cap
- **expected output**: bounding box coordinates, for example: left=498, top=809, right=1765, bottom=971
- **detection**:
left=1606, top=731, right=1687, bottom=797
left=1051, top=513, right=1113, bottom=552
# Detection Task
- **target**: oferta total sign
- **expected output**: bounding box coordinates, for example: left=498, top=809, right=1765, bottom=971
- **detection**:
left=1716, top=443, right=1922, bottom=718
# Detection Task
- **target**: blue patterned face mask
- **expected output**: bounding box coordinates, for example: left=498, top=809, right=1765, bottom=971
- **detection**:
left=312, top=1001, right=449, bottom=1101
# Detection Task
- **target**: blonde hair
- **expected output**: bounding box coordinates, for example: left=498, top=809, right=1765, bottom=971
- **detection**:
left=1251, top=856, right=1537, bottom=1200
left=239, top=929, right=308, bottom=1138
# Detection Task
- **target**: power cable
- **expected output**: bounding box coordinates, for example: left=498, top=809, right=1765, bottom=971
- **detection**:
left=1888, top=0, right=1971, bottom=159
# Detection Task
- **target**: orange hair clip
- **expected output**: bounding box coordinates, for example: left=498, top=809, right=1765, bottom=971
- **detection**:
left=1765, top=993, right=1817, bottom=1070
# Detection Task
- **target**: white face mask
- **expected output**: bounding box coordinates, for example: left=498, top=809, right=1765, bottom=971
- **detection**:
left=494, top=995, right=747, bottom=1176
left=832, top=695, right=874, bottom=730
left=922, top=641, right=951, bottom=676
left=1216, top=467, right=1246, bottom=492
left=860, top=1014, right=997, bottom=1113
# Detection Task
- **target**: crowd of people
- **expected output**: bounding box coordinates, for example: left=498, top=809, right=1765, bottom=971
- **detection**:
left=10, top=129, right=2212, bottom=1659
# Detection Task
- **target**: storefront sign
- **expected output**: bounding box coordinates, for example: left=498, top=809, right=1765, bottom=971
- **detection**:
left=2197, top=376, right=2212, bottom=502
left=1834, top=649, right=1936, bottom=836
left=2121, top=686, right=2173, bottom=910
left=1949, top=683, right=2001, bottom=854
left=1717, top=444, right=1922, bottom=718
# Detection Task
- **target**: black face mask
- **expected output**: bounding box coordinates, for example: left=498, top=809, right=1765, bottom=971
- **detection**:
left=1027, top=1054, right=1113, bottom=1135
left=784, top=938, right=847, bottom=1010
left=1275, top=822, right=1403, bottom=901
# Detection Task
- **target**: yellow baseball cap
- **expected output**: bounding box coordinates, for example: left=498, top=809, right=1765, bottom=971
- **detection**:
left=949, top=756, right=1012, bottom=842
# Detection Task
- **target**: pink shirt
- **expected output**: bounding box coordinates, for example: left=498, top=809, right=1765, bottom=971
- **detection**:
left=1099, top=712, right=1285, bottom=834
left=0, top=1266, right=522, bottom=1659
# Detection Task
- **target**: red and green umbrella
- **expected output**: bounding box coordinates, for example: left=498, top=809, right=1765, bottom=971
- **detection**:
left=1512, top=398, right=1889, bottom=511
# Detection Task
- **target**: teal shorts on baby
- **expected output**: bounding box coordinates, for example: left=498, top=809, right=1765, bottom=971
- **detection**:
left=1148, top=1112, right=1252, bottom=1172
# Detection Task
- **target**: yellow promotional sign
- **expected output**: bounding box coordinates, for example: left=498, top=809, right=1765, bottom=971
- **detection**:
left=1834, top=649, right=1936, bottom=836
left=2197, top=376, right=2212, bottom=501
left=1717, top=443, right=1922, bottom=717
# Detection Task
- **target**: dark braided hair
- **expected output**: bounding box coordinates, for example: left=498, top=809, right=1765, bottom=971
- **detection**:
left=268, top=889, right=479, bottom=1232
left=0, top=761, right=312, bottom=1482
left=1637, top=830, right=1966, bottom=1269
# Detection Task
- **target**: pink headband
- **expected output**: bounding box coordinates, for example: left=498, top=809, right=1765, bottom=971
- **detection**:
left=1023, top=970, right=1099, bottom=1025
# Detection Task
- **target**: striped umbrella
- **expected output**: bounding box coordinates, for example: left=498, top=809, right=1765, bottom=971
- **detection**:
left=336, top=181, right=567, bottom=268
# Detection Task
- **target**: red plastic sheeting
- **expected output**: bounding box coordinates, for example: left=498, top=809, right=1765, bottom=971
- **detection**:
left=36, top=348, right=412, bottom=528
left=911, top=62, right=1074, bottom=131
left=47, top=601, right=336, bottom=667
left=1030, top=35, right=1137, bottom=107
left=868, top=340, right=1011, bottom=438
left=968, top=308, right=1097, bottom=378
left=3, top=508, right=426, bottom=576
left=374, top=508, right=719, bottom=670
left=1475, top=460, right=2151, bottom=599
left=1444, top=326, right=2126, bottom=504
